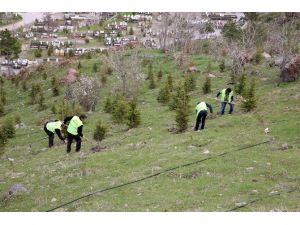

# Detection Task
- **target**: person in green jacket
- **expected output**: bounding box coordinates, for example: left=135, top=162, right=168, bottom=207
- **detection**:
left=194, top=101, right=213, bottom=131
left=216, top=88, right=234, bottom=115
left=44, top=120, right=66, bottom=147
left=64, top=114, right=87, bottom=153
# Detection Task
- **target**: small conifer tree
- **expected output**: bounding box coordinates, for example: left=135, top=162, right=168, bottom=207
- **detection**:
left=93, top=120, right=107, bottom=148
left=2, top=118, right=15, bottom=139
left=235, top=73, right=246, bottom=95
left=219, top=60, right=225, bottom=72
left=175, top=84, right=190, bottom=132
left=202, top=76, right=211, bottom=94
left=78, top=61, right=82, bottom=70
left=127, top=99, right=141, bottom=128
left=241, top=78, right=257, bottom=112
left=104, top=97, right=113, bottom=114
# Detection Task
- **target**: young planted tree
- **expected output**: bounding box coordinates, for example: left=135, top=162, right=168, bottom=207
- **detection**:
left=235, top=73, right=246, bottom=95
left=175, top=84, right=190, bottom=132
left=0, top=87, right=6, bottom=105
left=157, top=82, right=171, bottom=105
left=0, top=126, right=8, bottom=156
left=157, top=67, right=163, bottom=80
left=219, top=60, right=225, bottom=72
left=0, top=102, right=4, bottom=116
left=93, top=120, right=107, bottom=148
left=147, top=62, right=153, bottom=80
left=184, top=74, right=196, bottom=92
left=206, top=61, right=212, bottom=73
left=127, top=99, right=141, bottom=128
left=15, top=114, right=21, bottom=125
left=148, top=73, right=156, bottom=89
left=78, top=61, right=82, bottom=70
left=2, top=118, right=15, bottom=139
left=112, top=97, right=129, bottom=124
left=29, top=83, right=41, bottom=104
left=52, top=85, right=60, bottom=97
left=38, top=93, right=47, bottom=111
left=93, top=62, right=98, bottom=73
left=104, top=97, right=113, bottom=114
left=241, top=78, right=257, bottom=112
left=202, top=76, right=211, bottom=94
left=167, top=75, right=173, bottom=92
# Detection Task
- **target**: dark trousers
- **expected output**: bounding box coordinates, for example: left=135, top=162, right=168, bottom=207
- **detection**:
left=67, top=132, right=81, bottom=153
left=194, top=110, right=207, bottom=131
left=220, top=102, right=234, bottom=115
left=44, top=124, right=54, bottom=147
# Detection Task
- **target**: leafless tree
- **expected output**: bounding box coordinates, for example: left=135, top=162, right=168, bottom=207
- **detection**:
left=65, top=75, right=101, bottom=112
left=103, top=51, right=145, bottom=98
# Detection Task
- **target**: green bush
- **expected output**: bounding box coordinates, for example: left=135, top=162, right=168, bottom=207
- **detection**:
left=38, top=93, right=47, bottom=111
left=157, top=68, right=163, bottom=80
left=2, top=118, right=15, bottom=139
left=104, top=97, right=113, bottom=114
left=241, top=78, right=257, bottom=112
left=219, top=61, right=225, bottom=72
left=112, top=97, right=129, bottom=124
left=127, top=99, right=141, bottom=128
left=184, top=74, right=196, bottom=92
left=34, top=49, right=42, bottom=58
left=235, top=73, right=246, bottom=95
left=175, top=84, right=190, bottom=132
left=202, top=76, right=211, bottom=94
left=93, top=120, right=107, bottom=146
left=157, top=83, right=171, bottom=105
left=78, top=61, right=82, bottom=70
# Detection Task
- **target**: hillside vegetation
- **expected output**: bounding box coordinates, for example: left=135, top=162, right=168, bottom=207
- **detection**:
left=0, top=47, right=299, bottom=211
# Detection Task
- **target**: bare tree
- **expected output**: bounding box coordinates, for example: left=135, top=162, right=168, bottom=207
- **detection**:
left=103, top=51, right=145, bottom=98
left=157, top=13, right=172, bottom=52
left=65, top=76, right=101, bottom=112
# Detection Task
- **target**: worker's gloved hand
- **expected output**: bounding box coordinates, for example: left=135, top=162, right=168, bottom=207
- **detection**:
left=64, top=139, right=67, bottom=144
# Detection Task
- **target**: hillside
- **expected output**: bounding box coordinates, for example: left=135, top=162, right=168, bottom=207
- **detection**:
left=0, top=49, right=300, bottom=212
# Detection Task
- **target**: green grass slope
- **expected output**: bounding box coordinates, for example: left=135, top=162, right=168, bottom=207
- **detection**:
left=0, top=50, right=299, bottom=211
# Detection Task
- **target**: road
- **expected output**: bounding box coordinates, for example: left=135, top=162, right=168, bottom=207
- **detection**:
left=0, top=12, right=45, bottom=31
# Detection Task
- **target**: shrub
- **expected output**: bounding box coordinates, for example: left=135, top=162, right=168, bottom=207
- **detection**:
left=38, top=93, right=47, bottom=111
left=184, top=74, right=196, bottom=92
left=93, top=120, right=107, bottom=147
left=65, top=76, right=101, bottom=112
left=157, top=68, right=163, bottom=80
left=15, top=114, right=21, bottom=125
left=206, top=61, right=212, bottom=73
left=219, top=61, right=225, bottom=72
left=202, top=76, right=211, bottom=94
left=0, top=126, right=8, bottom=156
left=78, top=61, right=82, bottom=70
left=93, top=63, right=98, bottom=73
left=29, top=83, right=41, bottom=104
left=52, top=85, right=60, bottom=97
left=112, top=97, right=129, bottom=124
left=0, top=88, right=6, bottom=105
left=235, top=73, right=246, bottom=95
left=104, top=97, right=113, bottom=113
left=148, top=73, right=156, bottom=89
left=34, top=49, right=42, bottom=58
left=127, top=99, right=141, bottom=128
left=42, top=72, right=47, bottom=80
left=175, top=84, right=190, bottom=132
left=157, top=83, right=171, bottom=105
left=2, top=118, right=15, bottom=139
left=47, top=46, right=53, bottom=56
left=167, top=75, right=173, bottom=92
left=0, top=102, right=4, bottom=115
left=241, top=78, right=257, bottom=112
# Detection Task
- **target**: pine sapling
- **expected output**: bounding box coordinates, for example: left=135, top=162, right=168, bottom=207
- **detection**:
left=93, top=120, right=107, bottom=149
left=127, top=99, right=141, bottom=128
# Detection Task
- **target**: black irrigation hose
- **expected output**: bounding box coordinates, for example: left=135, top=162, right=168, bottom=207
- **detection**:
left=46, top=140, right=271, bottom=212
left=226, top=187, right=299, bottom=212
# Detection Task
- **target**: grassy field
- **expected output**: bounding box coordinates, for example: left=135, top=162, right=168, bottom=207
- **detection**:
left=0, top=49, right=299, bottom=212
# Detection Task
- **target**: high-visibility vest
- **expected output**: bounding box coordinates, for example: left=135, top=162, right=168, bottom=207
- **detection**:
left=195, top=102, right=208, bottom=116
left=67, top=116, right=83, bottom=135
left=220, top=89, right=233, bottom=103
left=46, top=121, right=62, bottom=133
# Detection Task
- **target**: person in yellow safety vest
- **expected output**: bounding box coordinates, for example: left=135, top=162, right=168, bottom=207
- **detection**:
left=63, top=114, right=87, bottom=153
left=216, top=88, right=234, bottom=115
left=194, top=101, right=213, bottom=131
left=44, top=120, right=67, bottom=147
